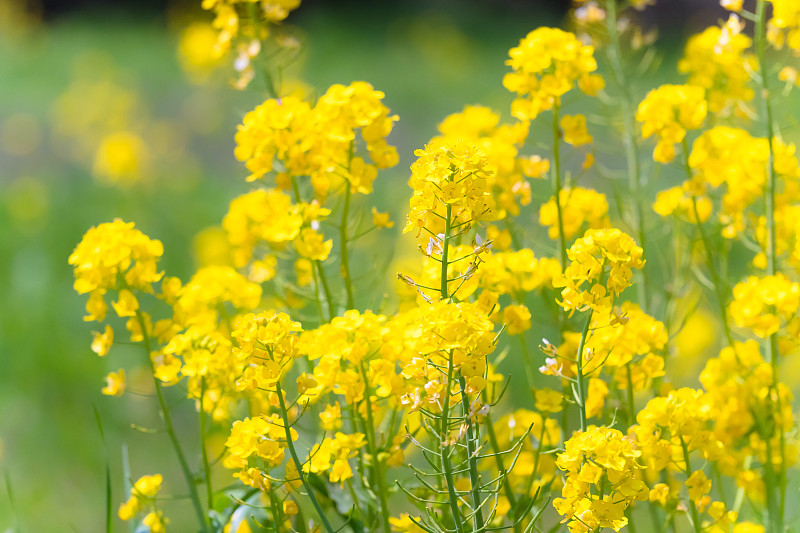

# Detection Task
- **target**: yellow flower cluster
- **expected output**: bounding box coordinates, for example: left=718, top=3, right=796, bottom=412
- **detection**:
left=768, top=0, right=800, bottom=53
left=434, top=105, right=532, bottom=217
left=634, top=388, right=715, bottom=471
left=539, top=186, right=609, bottom=241
left=729, top=274, right=800, bottom=338
left=636, top=84, right=707, bottom=163
left=554, top=426, right=648, bottom=532
left=232, top=311, right=302, bottom=392
left=222, top=188, right=304, bottom=267
left=303, top=432, right=366, bottom=484
left=118, top=474, right=164, bottom=527
left=554, top=228, right=645, bottom=315
left=388, top=301, right=496, bottom=410
left=224, top=414, right=298, bottom=480
left=69, top=219, right=164, bottom=321
left=405, top=138, right=495, bottom=235
left=234, top=82, right=398, bottom=196
left=504, top=27, right=604, bottom=120
left=678, top=24, right=756, bottom=115
left=202, top=0, right=300, bottom=56
left=583, top=303, right=667, bottom=389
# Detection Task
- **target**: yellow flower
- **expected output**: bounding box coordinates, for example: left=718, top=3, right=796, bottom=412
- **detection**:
left=560, top=114, right=593, bottom=146
left=553, top=228, right=645, bottom=315
left=539, top=186, right=609, bottom=240
left=92, top=131, right=148, bottom=186
left=678, top=24, right=756, bottom=115
left=91, top=325, right=114, bottom=356
left=101, top=369, right=126, bottom=397
left=555, top=426, right=648, bottom=532
left=686, top=470, right=712, bottom=503
left=636, top=84, right=707, bottom=163
left=69, top=219, right=164, bottom=316
left=406, top=138, right=495, bottom=236
left=372, top=207, right=394, bottom=228
left=534, top=388, right=563, bottom=413
left=729, top=274, right=800, bottom=338
left=295, top=228, right=333, bottom=261
left=504, top=27, right=603, bottom=120
left=503, top=304, right=531, bottom=335
left=142, top=511, right=168, bottom=533
left=222, top=188, right=304, bottom=267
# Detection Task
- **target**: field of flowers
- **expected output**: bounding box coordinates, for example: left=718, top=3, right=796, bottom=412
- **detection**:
left=3, top=0, right=800, bottom=532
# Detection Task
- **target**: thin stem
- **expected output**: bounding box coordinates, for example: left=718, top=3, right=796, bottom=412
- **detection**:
left=679, top=437, right=702, bottom=533
left=756, top=2, right=787, bottom=530
left=441, top=203, right=453, bottom=301
left=681, top=139, right=737, bottom=350
left=605, top=0, right=649, bottom=309
left=483, top=411, right=521, bottom=533
left=552, top=104, right=568, bottom=269
left=359, top=361, right=392, bottom=533
left=275, top=381, right=336, bottom=533
left=574, top=308, right=594, bottom=432
left=315, top=260, right=335, bottom=322
left=340, top=184, right=355, bottom=310
left=135, top=310, right=208, bottom=532
left=199, top=377, right=214, bottom=514
left=459, top=375, right=485, bottom=533
left=440, top=351, right=465, bottom=533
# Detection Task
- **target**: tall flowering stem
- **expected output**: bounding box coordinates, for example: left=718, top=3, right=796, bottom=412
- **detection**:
left=679, top=437, right=702, bottom=533
left=680, top=138, right=737, bottom=350
left=551, top=105, right=568, bottom=269
left=604, top=0, right=648, bottom=307
left=573, top=308, right=593, bottom=432
left=358, top=361, right=392, bottom=533
left=274, top=380, right=336, bottom=533
left=135, top=309, right=209, bottom=533
left=755, top=2, right=785, bottom=531
left=440, top=350, right=466, bottom=533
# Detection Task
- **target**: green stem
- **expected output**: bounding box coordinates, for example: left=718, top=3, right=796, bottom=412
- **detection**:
left=681, top=140, right=737, bottom=351
left=552, top=104, right=568, bottom=269
left=199, top=377, right=214, bottom=514
left=359, top=361, right=392, bottom=533
left=268, top=483, right=283, bottom=533
left=135, top=310, right=208, bottom=532
left=625, top=364, right=636, bottom=427
left=756, top=2, right=786, bottom=530
left=275, top=381, right=336, bottom=533
left=340, top=184, right=355, bottom=310
left=459, top=376, right=485, bottom=533
left=441, top=204, right=453, bottom=301
left=605, top=0, right=649, bottom=309
left=679, top=437, right=702, bottom=533
left=315, top=260, right=335, bottom=321
left=440, top=351, right=465, bottom=533
left=574, top=307, right=594, bottom=432
left=483, top=411, right=521, bottom=533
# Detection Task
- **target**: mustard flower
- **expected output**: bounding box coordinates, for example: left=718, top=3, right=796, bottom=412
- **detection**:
left=69, top=219, right=164, bottom=322
left=222, top=188, right=305, bottom=267
left=553, top=228, right=645, bottom=315
left=434, top=105, right=532, bottom=217
left=678, top=23, right=756, bottom=115
left=768, top=0, right=800, bottom=53
left=554, top=426, right=648, bottom=532
left=636, top=84, right=707, bottom=163
left=405, top=138, right=495, bottom=236
left=504, top=27, right=604, bottom=121
left=729, top=274, right=800, bottom=338
left=118, top=474, right=163, bottom=521
left=539, top=186, right=609, bottom=241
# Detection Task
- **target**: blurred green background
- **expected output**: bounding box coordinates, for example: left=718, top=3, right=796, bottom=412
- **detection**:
left=0, top=0, right=766, bottom=531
